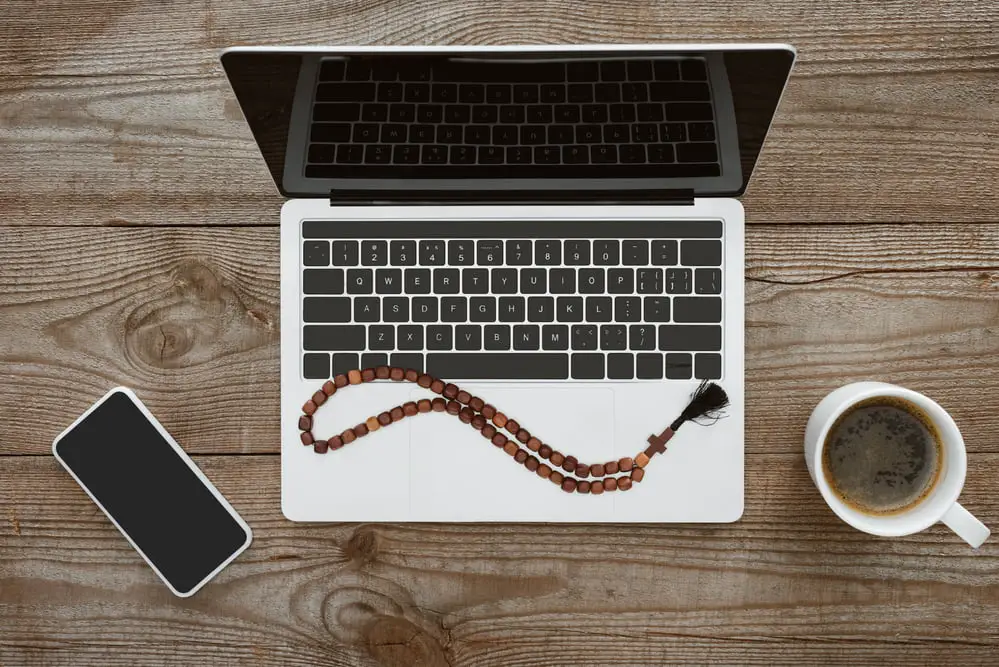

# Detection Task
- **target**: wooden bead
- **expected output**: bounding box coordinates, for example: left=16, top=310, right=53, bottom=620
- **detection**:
left=539, top=444, right=553, bottom=459
left=503, top=441, right=519, bottom=457
left=459, top=407, right=475, bottom=423
left=334, top=374, right=349, bottom=388
left=493, top=412, right=508, bottom=428
left=302, top=400, right=317, bottom=416
left=577, top=480, right=591, bottom=494
left=405, top=369, right=419, bottom=382
left=590, top=481, right=604, bottom=495
left=445, top=400, right=461, bottom=415
left=605, top=461, right=619, bottom=475
left=341, top=429, right=356, bottom=444
left=481, top=404, right=497, bottom=419
left=366, top=416, right=381, bottom=432
left=322, top=380, right=336, bottom=396
left=390, top=407, right=404, bottom=421
left=471, top=415, right=486, bottom=430
left=431, top=398, right=447, bottom=412
left=618, top=477, right=633, bottom=491
left=562, top=455, right=578, bottom=473
left=456, top=390, right=472, bottom=404
left=375, top=366, right=391, bottom=379
left=354, top=423, right=369, bottom=437
left=300, top=431, right=314, bottom=446
left=619, top=457, right=634, bottom=473
left=635, top=452, right=650, bottom=468
left=631, top=468, right=645, bottom=483
left=312, top=390, right=327, bottom=406
left=550, top=451, right=564, bottom=467
left=550, top=471, right=565, bottom=486
left=561, top=478, right=577, bottom=493
left=603, top=478, right=617, bottom=492
left=378, top=411, right=392, bottom=426
left=516, top=429, right=530, bottom=444
left=417, top=399, right=432, bottom=413
left=430, top=379, right=445, bottom=394
left=527, top=437, right=542, bottom=452
left=514, top=450, right=528, bottom=463
left=313, top=439, right=328, bottom=454
left=537, top=464, right=552, bottom=479
left=361, top=368, right=376, bottom=383
left=348, top=370, right=362, bottom=385
left=389, top=367, right=405, bottom=381
left=443, top=383, right=459, bottom=399
left=403, top=401, right=418, bottom=416
left=298, top=415, right=312, bottom=431
left=492, top=433, right=507, bottom=448
left=525, top=457, right=540, bottom=472
left=575, top=464, right=589, bottom=478
left=505, top=419, right=520, bottom=434
left=329, top=435, right=344, bottom=450
left=417, top=373, right=433, bottom=388
left=469, top=397, right=485, bottom=411
left=482, top=424, right=497, bottom=439
left=590, top=463, right=605, bottom=477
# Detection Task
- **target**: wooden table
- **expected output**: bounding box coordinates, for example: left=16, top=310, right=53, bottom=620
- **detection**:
left=2, top=1, right=997, bottom=664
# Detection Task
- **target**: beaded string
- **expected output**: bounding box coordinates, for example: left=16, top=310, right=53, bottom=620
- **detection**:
left=298, top=365, right=688, bottom=494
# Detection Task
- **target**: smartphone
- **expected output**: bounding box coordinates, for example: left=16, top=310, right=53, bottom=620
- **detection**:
left=52, top=387, right=252, bottom=597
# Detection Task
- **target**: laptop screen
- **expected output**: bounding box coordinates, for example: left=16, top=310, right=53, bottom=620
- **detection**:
left=221, top=46, right=794, bottom=199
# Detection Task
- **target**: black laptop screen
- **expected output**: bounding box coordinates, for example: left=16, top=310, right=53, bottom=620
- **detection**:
left=221, top=47, right=794, bottom=198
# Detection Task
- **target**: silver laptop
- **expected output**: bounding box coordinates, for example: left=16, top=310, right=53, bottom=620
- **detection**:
left=221, top=44, right=795, bottom=522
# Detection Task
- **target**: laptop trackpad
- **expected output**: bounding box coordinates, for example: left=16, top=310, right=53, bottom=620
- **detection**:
left=408, top=385, right=616, bottom=520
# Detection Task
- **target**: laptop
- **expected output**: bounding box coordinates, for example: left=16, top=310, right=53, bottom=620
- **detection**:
left=221, top=44, right=796, bottom=522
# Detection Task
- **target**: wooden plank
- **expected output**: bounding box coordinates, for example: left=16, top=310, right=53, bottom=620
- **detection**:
left=2, top=454, right=998, bottom=666
left=1, top=223, right=998, bottom=456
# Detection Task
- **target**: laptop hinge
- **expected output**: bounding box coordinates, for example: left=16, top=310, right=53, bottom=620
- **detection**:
left=328, top=188, right=695, bottom=206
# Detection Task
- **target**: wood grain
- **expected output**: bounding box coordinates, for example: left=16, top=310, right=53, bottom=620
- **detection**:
left=1, top=224, right=997, bottom=456
left=2, top=454, right=998, bottom=666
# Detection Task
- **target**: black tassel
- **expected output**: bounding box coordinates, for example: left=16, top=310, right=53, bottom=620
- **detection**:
left=671, top=380, right=730, bottom=430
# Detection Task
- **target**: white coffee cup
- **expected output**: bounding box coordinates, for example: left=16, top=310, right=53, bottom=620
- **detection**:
left=805, top=382, right=989, bottom=548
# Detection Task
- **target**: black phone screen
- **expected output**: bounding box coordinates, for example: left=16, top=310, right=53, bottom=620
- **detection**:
left=54, top=390, right=249, bottom=595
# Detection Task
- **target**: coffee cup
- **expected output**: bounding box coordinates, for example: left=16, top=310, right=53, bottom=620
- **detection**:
left=804, top=382, right=989, bottom=548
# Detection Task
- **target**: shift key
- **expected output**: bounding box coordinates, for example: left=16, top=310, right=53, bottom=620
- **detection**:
left=303, top=325, right=366, bottom=350
left=658, top=325, right=721, bottom=351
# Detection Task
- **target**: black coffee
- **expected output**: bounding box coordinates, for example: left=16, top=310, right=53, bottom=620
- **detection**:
left=822, top=396, right=943, bottom=515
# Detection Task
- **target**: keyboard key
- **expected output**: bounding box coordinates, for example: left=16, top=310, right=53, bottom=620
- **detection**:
left=528, top=296, right=555, bottom=323
left=568, top=61, right=599, bottom=82
left=576, top=125, right=601, bottom=143
left=382, top=297, right=409, bottom=322
left=369, top=325, right=395, bottom=350
left=427, top=325, right=453, bottom=350
left=393, top=144, right=420, bottom=164
left=448, top=240, right=474, bottom=265
left=303, top=325, right=365, bottom=350
left=506, top=240, right=532, bottom=265
left=344, top=60, right=371, bottom=81
left=629, top=324, right=656, bottom=350
left=412, top=297, right=438, bottom=322
left=493, top=126, right=518, bottom=145
left=310, top=123, right=351, bottom=143
left=465, top=125, right=491, bottom=145
left=603, top=124, right=629, bottom=143
left=499, top=105, right=525, bottom=124
left=535, top=146, right=560, bottom=164
left=307, top=143, right=335, bottom=164
left=375, top=268, right=402, bottom=294
left=433, top=268, right=460, bottom=294
left=353, top=297, right=380, bottom=322
left=317, top=82, right=375, bottom=102
left=393, top=324, right=421, bottom=350
left=571, top=353, right=604, bottom=379
left=427, top=353, right=568, bottom=379
left=462, top=268, right=489, bottom=294
left=678, top=142, right=718, bottom=164
left=607, top=268, right=634, bottom=294
left=361, top=103, right=388, bottom=122
left=652, top=81, right=710, bottom=102
left=346, top=268, right=373, bottom=294
left=364, top=144, right=392, bottom=164
left=319, top=60, right=346, bottom=81
left=564, top=240, right=590, bottom=265
left=681, top=59, right=708, bottom=81
left=455, top=325, right=482, bottom=350
left=491, top=268, right=518, bottom=293
left=652, top=240, right=678, bottom=265
left=601, top=61, right=627, bottom=81
left=549, top=268, right=575, bottom=294
left=636, top=352, right=663, bottom=379
left=688, top=122, right=715, bottom=141
left=695, top=268, right=722, bottom=294
left=332, top=241, right=360, bottom=267
left=521, top=125, right=546, bottom=145
left=593, top=240, right=619, bottom=265
left=353, top=124, right=379, bottom=143
left=507, top=146, right=532, bottom=164
left=660, top=122, right=686, bottom=142
left=659, top=325, right=722, bottom=351
left=459, top=84, right=485, bottom=103
left=636, top=103, right=664, bottom=122
left=548, top=126, right=574, bottom=144
left=388, top=104, right=416, bottom=123
left=643, top=297, right=670, bottom=322
left=441, top=297, right=467, bottom=322
left=484, top=325, right=511, bottom=350
left=499, top=297, right=525, bottom=322
left=303, top=268, right=345, bottom=294
left=437, top=125, right=462, bottom=144
left=390, top=240, right=416, bottom=266
left=572, top=325, right=598, bottom=350
left=410, top=125, right=434, bottom=143
left=526, top=105, right=553, bottom=123
left=472, top=105, right=498, bottom=123
left=303, top=353, right=330, bottom=379
left=542, top=325, right=570, bottom=351
left=614, top=296, right=641, bottom=322
left=557, top=296, right=584, bottom=322
left=648, top=144, right=675, bottom=163
left=535, top=241, right=561, bottom=265
left=681, top=240, right=722, bottom=266
left=674, top=297, right=722, bottom=323
left=540, top=84, right=565, bottom=103
left=432, top=83, right=457, bottom=103
left=554, top=105, right=580, bottom=123
left=607, top=353, right=633, bottom=379
left=666, top=268, right=692, bottom=294
left=470, top=296, right=496, bottom=322
left=377, top=82, right=403, bottom=102
left=666, top=353, right=693, bottom=379
left=585, top=296, right=613, bottom=322
left=591, top=145, right=617, bottom=163
left=600, top=325, right=627, bottom=351
left=304, top=241, right=330, bottom=266
left=695, top=353, right=722, bottom=379
left=304, top=297, right=351, bottom=322
left=562, top=145, right=588, bottom=164
left=513, top=325, right=541, bottom=350
left=610, top=104, right=635, bottom=123
left=361, top=240, right=387, bottom=266
left=622, top=240, right=649, bottom=265
left=419, top=240, right=446, bottom=265
left=632, top=123, right=658, bottom=143
left=390, top=353, right=424, bottom=373
left=666, top=102, right=713, bottom=121
left=405, top=83, right=430, bottom=103
left=567, top=83, right=592, bottom=103
left=637, top=268, right=664, bottom=294
left=592, top=85, right=618, bottom=105
left=486, top=84, right=511, bottom=104
left=579, top=268, right=605, bottom=293
left=333, top=353, right=361, bottom=375
left=444, top=104, right=471, bottom=123
left=513, top=84, right=538, bottom=104
left=621, top=82, right=648, bottom=102
left=521, top=268, right=547, bottom=294
left=362, top=353, right=389, bottom=368
left=421, top=145, right=447, bottom=163
left=478, top=146, right=502, bottom=163
left=581, top=104, right=607, bottom=123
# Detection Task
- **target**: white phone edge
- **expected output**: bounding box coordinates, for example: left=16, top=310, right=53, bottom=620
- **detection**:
left=51, top=386, right=253, bottom=598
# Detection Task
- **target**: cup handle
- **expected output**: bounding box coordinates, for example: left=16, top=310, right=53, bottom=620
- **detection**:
left=941, top=503, right=990, bottom=548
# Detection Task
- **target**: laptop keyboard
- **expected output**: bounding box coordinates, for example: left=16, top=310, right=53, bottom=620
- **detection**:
left=305, top=57, right=719, bottom=179
left=300, top=220, right=723, bottom=381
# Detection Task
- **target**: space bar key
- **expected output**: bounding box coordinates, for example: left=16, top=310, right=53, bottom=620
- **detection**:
left=426, top=353, right=568, bottom=380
